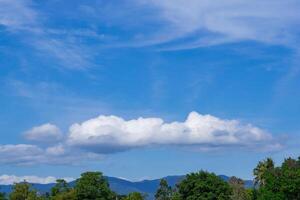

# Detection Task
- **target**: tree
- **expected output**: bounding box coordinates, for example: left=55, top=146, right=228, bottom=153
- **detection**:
left=253, top=158, right=274, bottom=187
left=51, top=189, right=76, bottom=200
left=228, top=176, right=251, bottom=200
left=155, top=179, right=172, bottom=200
left=176, top=171, right=232, bottom=200
left=0, top=192, right=6, bottom=200
left=170, top=191, right=180, bottom=200
left=245, top=188, right=257, bottom=200
left=9, top=181, right=41, bottom=200
left=255, top=157, right=300, bottom=199
left=51, top=179, right=70, bottom=197
left=74, top=171, right=115, bottom=200
left=124, top=192, right=145, bottom=200
left=279, top=157, right=300, bottom=199
left=50, top=179, right=75, bottom=200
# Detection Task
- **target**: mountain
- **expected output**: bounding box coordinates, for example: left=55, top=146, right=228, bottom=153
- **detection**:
left=0, top=175, right=253, bottom=199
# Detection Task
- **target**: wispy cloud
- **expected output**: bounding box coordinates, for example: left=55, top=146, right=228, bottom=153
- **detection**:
left=72, top=0, right=300, bottom=49
left=0, top=0, right=37, bottom=30
left=33, top=38, right=94, bottom=70
left=138, top=0, right=300, bottom=49
left=0, top=0, right=97, bottom=70
left=1, top=0, right=300, bottom=68
left=5, top=79, right=111, bottom=122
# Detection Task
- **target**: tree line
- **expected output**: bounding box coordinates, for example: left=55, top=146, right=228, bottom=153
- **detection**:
left=1, top=156, right=300, bottom=200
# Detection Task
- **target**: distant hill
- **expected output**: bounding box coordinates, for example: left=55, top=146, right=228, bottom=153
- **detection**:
left=0, top=175, right=253, bottom=199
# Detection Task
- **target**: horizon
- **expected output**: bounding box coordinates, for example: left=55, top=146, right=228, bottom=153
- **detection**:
left=1, top=0, right=300, bottom=186
left=0, top=173, right=240, bottom=185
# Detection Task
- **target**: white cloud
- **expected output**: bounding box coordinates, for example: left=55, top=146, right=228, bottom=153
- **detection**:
left=33, top=38, right=94, bottom=70
left=0, top=112, right=282, bottom=166
left=0, top=144, right=101, bottom=165
left=1, top=0, right=299, bottom=67
left=67, top=111, right=280, bottom=153
left=0, top=144, right=44, bottom=165
left=0, top=0, right=37, bottom=29
left=0, top=0, right=94, bottom=70
left=0, top=174, right=74, bottom=185
left=24, top=123, right=63, bottom=143
left=46, top=145, right=65, bottom=156
left=75, top=0, right=300, bottom=49
left=138, top=0, right=300, bottom=49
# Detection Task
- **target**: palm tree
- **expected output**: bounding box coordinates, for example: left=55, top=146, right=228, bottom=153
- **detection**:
left=253, top=158, right=274, bottom=186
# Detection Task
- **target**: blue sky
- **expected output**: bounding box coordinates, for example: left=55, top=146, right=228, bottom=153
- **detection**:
left=0, top=0, right=300, bottom=184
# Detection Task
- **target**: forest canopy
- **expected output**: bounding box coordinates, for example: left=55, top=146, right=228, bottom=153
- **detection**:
left=1, top=156, right=300, bottom=200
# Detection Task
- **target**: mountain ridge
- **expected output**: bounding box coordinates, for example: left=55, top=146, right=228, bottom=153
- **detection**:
left=0, top=175, right=253, bottom=199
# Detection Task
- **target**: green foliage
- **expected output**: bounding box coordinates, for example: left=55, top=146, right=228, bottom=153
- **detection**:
left=9, top=182, right=41, bottom=200
left=170, top=192, right=180, bottom=200
left=155, top=179, right=172, bottom=200
left=51, top=179, right=70, bottom=197
left=51, top=189, right=76, bottom=200
left=255, top=157, right=300, bottom=199
left=0, top=192, right=6, bottom=200
left=176, top=171, right=232, bottom=200
left=253, top=158, right=274, bottom=187
left=124, top=192, right=145, bottom=200
left=4, top=158, right=300, bottom=200
left=74, top=171, right=115, bottom=200
left=49, top=179, right=75, bottom=200
left=245, top=188, right=257, bottom=200
left=228, top=176, right=251, bottom=200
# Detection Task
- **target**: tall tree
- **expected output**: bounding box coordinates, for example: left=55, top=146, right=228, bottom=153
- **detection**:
left=51, top=179, right=70, bottom=197
left=253, top=158, right=274, bottom=186
left=228, top=176, right=251, bottom=200
left=50, top=179, right=76, bottom=200
left=0, top=192, right=6, bottom=200
left=176, top=171, right=232, bottom=200
left=74, top=171, right=115, bottom=200
left=9, top=181, right=40, bottom=200
left=124, top=192, right=145, bottom=200
left=255, top=156, right=300, bottom=199
left=51, top=189, right=76, bottom=200
left=155, top=179, right=172, bottom=200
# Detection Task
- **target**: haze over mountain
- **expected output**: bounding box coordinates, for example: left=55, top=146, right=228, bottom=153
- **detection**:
left=0, top=175, right=253, bottom=199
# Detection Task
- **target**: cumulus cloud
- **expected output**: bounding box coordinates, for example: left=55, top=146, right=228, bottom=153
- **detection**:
left=23, top=123, right=63, bottom=143
left=0, top=112, right=282, bottom=165
left=0, top=174, right=74, bottom=185
left=67, top=111, right=281, bottom=153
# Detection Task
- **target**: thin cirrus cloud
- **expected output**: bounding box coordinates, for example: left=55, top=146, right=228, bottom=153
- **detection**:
left=78, top=0, right=300, bottom=49
left=0, top=0, right=37, bottom=29
left=1, top=0, right=300, bottom=67
left=0, top=174, right=74, bottom=185
left=135, top=0, right=300, bottom=49
left=23, top=123, right=63, bottom=143
left=67, top=111, right=281, bottom=153
left=0, top=0, right=95, bottom=70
